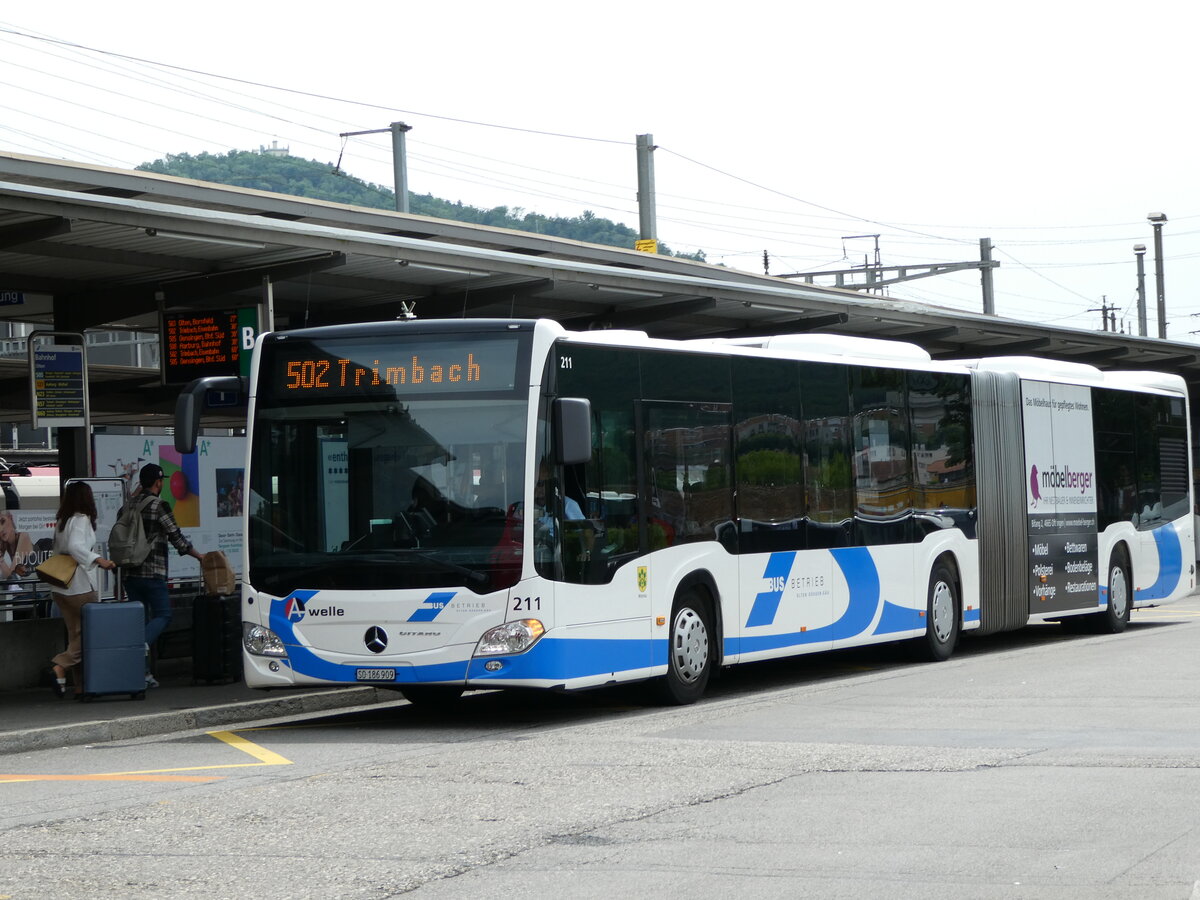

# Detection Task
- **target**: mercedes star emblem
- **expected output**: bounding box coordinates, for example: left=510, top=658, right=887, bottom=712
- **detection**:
left=364, top=626, right=388, bottom=654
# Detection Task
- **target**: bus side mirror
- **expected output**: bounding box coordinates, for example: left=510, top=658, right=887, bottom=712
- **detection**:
left=175, top=376, right=246, bottom=454
left=175, top=390, right=200, bottom=455
left=554, top=397, right=592, bottom=466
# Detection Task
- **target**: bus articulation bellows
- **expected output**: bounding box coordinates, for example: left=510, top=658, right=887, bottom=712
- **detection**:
left=178, top=318, right=1196, bottom=705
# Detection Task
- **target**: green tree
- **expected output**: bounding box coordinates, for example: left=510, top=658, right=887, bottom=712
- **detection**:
left=138, top=150, right=706, bottom=260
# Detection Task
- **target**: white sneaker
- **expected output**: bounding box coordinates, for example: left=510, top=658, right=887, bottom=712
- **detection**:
left=145, top=673, right=159, bottom=688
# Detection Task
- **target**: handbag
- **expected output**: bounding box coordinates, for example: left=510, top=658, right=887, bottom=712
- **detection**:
left=35, top=553, right=78, bottom=590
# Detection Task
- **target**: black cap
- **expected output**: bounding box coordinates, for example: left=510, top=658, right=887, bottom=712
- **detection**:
left=139, top=463, right=165, bottom=488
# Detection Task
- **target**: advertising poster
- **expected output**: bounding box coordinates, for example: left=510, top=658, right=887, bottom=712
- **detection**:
left=1021, top=380, right=1099, bottom=613
left=2, top=479, right=124, bottom=602
left=2, top=507, right=57, bottom=606
left=93, top=434, right=246, bottom=585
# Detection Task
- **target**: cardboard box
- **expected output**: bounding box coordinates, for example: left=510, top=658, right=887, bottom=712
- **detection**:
left=201, top=550, right=237, bottom=596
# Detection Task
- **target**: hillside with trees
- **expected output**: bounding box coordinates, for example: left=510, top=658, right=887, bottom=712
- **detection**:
left=137, top=150, right=705, bottom=261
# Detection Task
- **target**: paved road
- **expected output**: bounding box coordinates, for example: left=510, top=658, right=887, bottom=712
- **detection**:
left=3, top=598, right=1199, bottom=898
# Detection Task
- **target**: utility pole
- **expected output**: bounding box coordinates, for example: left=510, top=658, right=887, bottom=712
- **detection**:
left=339, top=122, right=412, bottom=213
left=980, top=238, right=996, bottom=315
left=1133, top=243, right=1148, bottom=337
left=390, top=122, right=412, bottom=213
left=1088, top=297, right=1115, bottom=332
left=842, top=234, right=882, bottom=294
left=785, top=237, right=998, bottom=310
left=635, top=134, right=658, bottom=253
left=1148, top=212, right=1167, bottom=338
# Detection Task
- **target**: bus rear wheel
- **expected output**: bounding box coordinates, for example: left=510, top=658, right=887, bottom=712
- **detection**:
left=919, top=561, right=959, bottom=662
left=1096, top=550, right=1131, bottom=634
left=653, top=589, right=713, bottom=705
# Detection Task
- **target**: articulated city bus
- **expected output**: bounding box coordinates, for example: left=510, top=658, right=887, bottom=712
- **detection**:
left=181, top=318, right=1195, bottom=705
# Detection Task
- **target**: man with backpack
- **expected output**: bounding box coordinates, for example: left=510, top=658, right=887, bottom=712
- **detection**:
left=114, top=463, right=205, bottom=687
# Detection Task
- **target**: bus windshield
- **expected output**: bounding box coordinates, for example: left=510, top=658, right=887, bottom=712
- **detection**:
left=249, top=397, right=527, bottom=596
left=248, top=326, right=532, bottom=596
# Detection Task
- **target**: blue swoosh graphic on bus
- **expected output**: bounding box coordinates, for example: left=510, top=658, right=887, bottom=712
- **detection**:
left=1134, top=522, right=1183, bottom=603
left=873, top=599, right=925, bottom=634
left=467, top=637, right=662, bottom=682
left=268, top=590, right=467, bottom=684
left=407, top=591, right=458, bottom=622
left=744, top=552, right=795, bottom=627
left=731, top=547, right=881, bottom=653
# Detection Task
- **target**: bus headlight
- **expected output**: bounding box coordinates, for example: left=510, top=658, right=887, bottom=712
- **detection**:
left=243, top=623, right=288, bottom=658
left=475, top=619, right=545, bottom=656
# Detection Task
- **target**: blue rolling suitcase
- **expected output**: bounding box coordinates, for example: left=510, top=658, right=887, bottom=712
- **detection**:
left=81, top=600, right=147, bottom=701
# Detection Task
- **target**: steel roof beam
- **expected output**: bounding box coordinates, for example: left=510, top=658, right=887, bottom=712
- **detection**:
left=0, top=216, right=71, bottom=249
left=576, top=297, right=716, bottom=330
left=55, top=252, right=346, bottom=331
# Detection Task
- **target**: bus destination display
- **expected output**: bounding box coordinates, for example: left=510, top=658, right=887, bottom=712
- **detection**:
left=264, top=337, right=522, bottom=401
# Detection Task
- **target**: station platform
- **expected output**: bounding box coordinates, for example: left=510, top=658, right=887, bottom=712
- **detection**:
left=0, top=659, right=396, bottom=755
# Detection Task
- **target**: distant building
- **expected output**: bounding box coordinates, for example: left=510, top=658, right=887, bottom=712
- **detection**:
left=259, top=141, right=289, bottom=157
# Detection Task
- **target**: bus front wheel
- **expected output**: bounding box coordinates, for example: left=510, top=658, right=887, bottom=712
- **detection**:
left=920, top=561, right=959, bottom=662
left=653, top=589, right=713, bottom=705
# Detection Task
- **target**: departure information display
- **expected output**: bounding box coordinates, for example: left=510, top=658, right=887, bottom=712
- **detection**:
left=31, top=343, right=86, bottom=427
left=161, top=308, right=258, bottom=384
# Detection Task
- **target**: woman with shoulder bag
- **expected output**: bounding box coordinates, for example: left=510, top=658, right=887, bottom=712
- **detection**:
left=48, top=482, right=116, bottom=698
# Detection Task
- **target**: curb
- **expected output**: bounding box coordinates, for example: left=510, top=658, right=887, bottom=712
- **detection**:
left=0, top=687, right=396, bottom=755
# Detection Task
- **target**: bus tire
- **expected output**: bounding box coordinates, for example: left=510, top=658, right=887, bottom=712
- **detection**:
left=399, top=685, right=465, bottom=708
left=920, top=561, right=959, bottom=662
left=653, top=588, right=713, bottom=705
left=1096, top=549, right=1131, bottom=634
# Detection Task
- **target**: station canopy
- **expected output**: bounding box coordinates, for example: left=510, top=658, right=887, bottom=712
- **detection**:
left=1, top=152, right=1197, bottom=427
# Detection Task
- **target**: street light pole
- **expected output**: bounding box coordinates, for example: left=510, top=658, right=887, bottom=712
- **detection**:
left=1133, top=243, right=1147, bottom=337
left=1148, top=212, right=1167, bottom=338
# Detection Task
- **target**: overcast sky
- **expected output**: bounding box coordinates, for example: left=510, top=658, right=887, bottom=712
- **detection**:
left=2, top=2, right=1198, bottom=342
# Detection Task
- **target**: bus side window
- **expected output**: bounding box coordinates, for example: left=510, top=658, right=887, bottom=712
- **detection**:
left=801, top=362, right=852, bottom=549
left=1095, top=388, right=1136, bottom=530
left=643, top=402, right=732, bottom=550
left=850, top=366, right=913, bottom=546
left=732, top=355, right=805, bottom=554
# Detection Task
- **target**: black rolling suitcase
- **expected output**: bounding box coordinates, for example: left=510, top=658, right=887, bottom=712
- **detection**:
left=80, top=600, right=146, bottom=701
left=191, top=593, right=243, bottom=684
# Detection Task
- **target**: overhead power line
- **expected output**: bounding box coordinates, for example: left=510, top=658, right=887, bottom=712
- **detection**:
left=0, top=25, right=633, bottom=146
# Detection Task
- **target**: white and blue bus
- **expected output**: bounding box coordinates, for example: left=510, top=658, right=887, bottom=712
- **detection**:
left=179, top=318, right=1196, bottom=704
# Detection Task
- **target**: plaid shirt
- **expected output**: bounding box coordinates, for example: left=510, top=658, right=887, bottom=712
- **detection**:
left=119, top=491, right=195, bottom=580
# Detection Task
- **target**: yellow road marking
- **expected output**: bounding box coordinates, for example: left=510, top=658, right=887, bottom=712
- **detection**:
left=0, top=729, right=292, bottom=784
left=0, top=774, right=220, bottom=783
left=207, top=729, right=294, bottom=765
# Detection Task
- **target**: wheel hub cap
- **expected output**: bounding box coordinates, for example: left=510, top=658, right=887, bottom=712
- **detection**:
left=931, top=581, right=954, bottom=642
left=1110, top=566, right=1128, bottom=618
left=671, top=608, right=708, bottom=684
